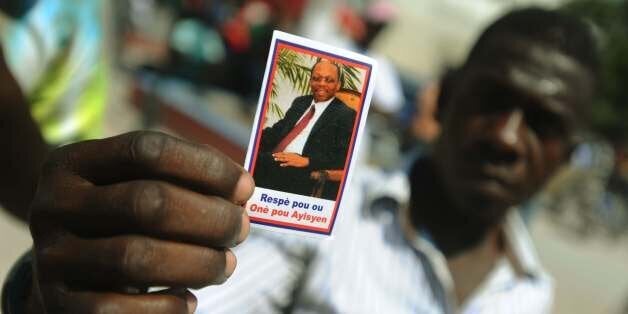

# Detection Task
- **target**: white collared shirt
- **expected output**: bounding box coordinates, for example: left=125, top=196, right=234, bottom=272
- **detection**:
left=282, top=97, right=335, bottom=154
left=194, top=166, right=553, bottom=314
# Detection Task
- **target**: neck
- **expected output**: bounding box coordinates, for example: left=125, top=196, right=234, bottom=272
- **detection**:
left=446, top=228, right=502, bottom=304
left=313, top=96, right=334, bottom=104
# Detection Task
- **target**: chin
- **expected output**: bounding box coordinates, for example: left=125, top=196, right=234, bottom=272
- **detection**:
left=455, top=187, right=516, bottom=226
left=315, top=96, right=332, bottom=102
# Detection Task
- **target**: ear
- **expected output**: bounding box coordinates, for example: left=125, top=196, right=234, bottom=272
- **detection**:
left=435, top=67, right=462, bottom=123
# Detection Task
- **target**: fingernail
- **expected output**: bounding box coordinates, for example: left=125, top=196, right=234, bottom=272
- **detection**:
left=185, top=290, right=198, bottom=314
left=237, top=210, right=250, bottom=245
left=232, top=172, right=255, bottom=204
left=224, top=250, right=237, bottom=278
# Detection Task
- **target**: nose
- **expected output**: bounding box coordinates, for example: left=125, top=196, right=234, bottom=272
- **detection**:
left=311, top=80, right=323, bottom=88
left=484, top=109, right=525, bottom=163
left=498, top=109, right=523, bottom=146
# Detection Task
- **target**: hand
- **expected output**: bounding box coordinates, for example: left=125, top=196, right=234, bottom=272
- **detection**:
left=28, top=131, right=254, bottom=314
left=272, top=152, right=310, bottom=168
left=310, top=170, right=329, bottom=181
left=310, top=171, right=322, bottom=181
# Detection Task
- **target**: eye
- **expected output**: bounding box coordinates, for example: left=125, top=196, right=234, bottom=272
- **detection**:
left=525, top=107, right=567, bottom=138
left=467, top=85, right=517, bottom=115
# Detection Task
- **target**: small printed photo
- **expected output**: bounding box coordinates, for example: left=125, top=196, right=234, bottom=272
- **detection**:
left=244, top=31, right=376, bottom=236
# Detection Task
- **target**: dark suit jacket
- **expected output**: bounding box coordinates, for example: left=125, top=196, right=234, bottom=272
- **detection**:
left=253, top=95, right=356, bottom=200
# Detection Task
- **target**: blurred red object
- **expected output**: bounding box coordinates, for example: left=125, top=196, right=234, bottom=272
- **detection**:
left=221, top=16, right=251, bottom=52
left=336, top=5, right=366, bottom=42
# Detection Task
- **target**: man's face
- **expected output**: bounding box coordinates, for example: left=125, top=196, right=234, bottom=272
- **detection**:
left=310, top=62, right=341, bottom=102
left=434, top=43, right=592, bottom=221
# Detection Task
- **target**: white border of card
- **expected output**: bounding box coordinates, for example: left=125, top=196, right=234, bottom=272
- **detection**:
left=244, top=31, right=377, bottom=237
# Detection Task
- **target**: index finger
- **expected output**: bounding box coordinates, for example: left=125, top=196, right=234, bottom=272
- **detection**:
left=52, top=131, right=254, bottom=203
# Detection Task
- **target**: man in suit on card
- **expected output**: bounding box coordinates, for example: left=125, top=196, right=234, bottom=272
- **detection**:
left=253, top=59, right=356, bottom=200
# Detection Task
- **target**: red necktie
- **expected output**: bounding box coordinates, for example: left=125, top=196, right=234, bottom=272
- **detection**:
left=273, top=105, right=316, bottom=153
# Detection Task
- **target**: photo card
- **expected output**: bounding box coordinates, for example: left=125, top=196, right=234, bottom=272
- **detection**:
left=244, top=31, right=377, bottom=237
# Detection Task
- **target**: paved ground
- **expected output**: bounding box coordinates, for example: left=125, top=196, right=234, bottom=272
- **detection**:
left=532, top=213, right=628, bottom=313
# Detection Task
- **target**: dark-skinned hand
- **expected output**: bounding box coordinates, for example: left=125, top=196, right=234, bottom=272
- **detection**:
left=272, top=152, right=309, bottom=168
left=27, top=131, right=254, bottom=314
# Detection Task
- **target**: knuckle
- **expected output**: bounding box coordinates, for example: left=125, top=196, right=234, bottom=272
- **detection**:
left=89, top=296, right=185, bottom=314
left=33, top=232, right=68, bottom=271
left=131, top=182, right=168, bottom=227
left=129, top=131, right=167, bottom=166
left=30, top=185, right=87, bottom=239
left=148, top=297, right=188, bottom=314
left=119, top=237, right=155, bottom=279
left=155, top=296, right=188, bottom=313
left=40, top=152, right=63, bottom=177
left=46, top=142, right=75, bottom=167
left=30, top=175, right=89, bottom=226
left=207, top=201, right=241, bottom=245
left=32, top=151, right=92, bottom=224
left=47, top=141, right=87, bottom=172
left=200, top=146, right=231, bottom=178
left=90, top=300, right=124, bottom=314
left=36, top=158, right=68, bottom=204
left=196, top=250, right=227, bottom=287
left=202, top=147, right=222, bottom=169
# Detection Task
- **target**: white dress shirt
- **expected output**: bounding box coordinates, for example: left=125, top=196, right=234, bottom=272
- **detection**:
left=283, top=97, right=335, bottom=155
left=194, top=166, right=553, bottom=314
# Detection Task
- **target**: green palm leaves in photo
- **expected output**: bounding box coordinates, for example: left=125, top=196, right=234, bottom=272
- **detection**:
left=269, top=48, right=362, bottom=120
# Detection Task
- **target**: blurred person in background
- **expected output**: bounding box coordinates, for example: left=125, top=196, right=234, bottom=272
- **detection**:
left=335, top=0, right=405, bottom=116
left=411, top=82, right=440, bottom=146
left=0, top=0, right=107, bottom=222
left=0, top=0, right=107, bottom=145
left=399, top=68, right=459, bottom=170
left=162, top=0, right=309, bottom=103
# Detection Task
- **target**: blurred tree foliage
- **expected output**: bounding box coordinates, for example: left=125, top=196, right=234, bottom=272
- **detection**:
left=268, top=48, right=362, bottom=121
left=563, top=0, right=628, bottom=143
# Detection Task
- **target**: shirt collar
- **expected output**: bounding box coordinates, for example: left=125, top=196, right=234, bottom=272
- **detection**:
left=311, top=96, right=335, bottom=111
left=398, top=204, right=457, bottom=310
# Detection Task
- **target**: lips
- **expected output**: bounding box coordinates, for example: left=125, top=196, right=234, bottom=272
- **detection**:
left=467, top=177, right=514, bottom=202
left=314, top=89, right=332, bottom=101
left=455, top=161, right=523, bottom=204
